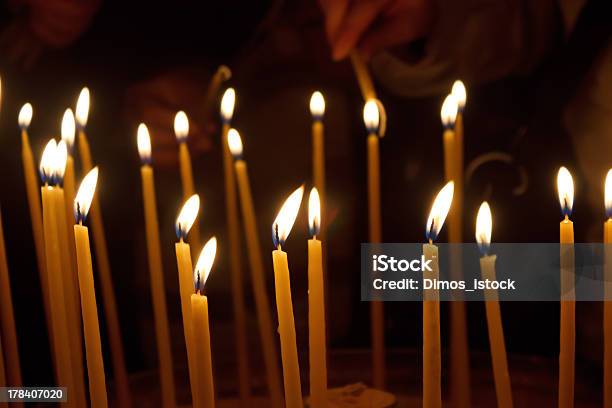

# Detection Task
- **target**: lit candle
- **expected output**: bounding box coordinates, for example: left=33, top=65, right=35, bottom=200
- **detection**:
left=310, top=91, right=326, bottom=230
left=191, top=237, right=218, bottom=408
left=73, top=167, right=108, bottom=408
left=363, top=99, right=385, bottom=388
left=307, top=187, right=327, bottom=407
left=604, top=169, right=611, bottom=408
left=174, top=194, right=200, bottom=404
left=271, top=186, right=304, bottom=408
left=175, top=111, right=201, bottom=253
left=75, top=87, right=131, bottom=407
left=40, top=139, right=77, bottom=397
left=137, top=124, right=176, bottom=407
left=476, top=202, right=513, bottom=408
left=350, top=51, right=376, bottom=101
left=220, top=88, right=251, bottom=402
left=557, top=166, right=575, bottom=408
left=62, top=108, right=77, bottom=237
left=440, top=94, right=460, bottom=237
left=423, top=181, right=454, bottom=408
left=227, top=128, right=283, bottom=408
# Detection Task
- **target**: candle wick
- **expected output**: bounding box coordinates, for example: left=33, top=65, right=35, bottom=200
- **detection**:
left=428, top=239, right=433, bottom=245
left=564, top=215, right=569, bottom=221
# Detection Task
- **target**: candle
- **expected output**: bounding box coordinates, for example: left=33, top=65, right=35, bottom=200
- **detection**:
left=310, top=91, right=326, bottom=226
left=61, top=109, right=78, bottom=271
left=423, top=181, right=454, bottom=408
left=476, top=202, right=513, bottom=408
left=350, top=51, right=377, bottom=101
left=191, top=237, right=218, bottom=408
left=307, top=188, right=327, bottom=407
left=363, top=99, right=385, bottom=388
left=137, top=124, right=176, bottom=407
left=557, top=166, right=575, bottom=408
left=220, top=88, right=251, bottom=402
left=271, top=186, right=304, bottom=408
left=175, top=111, right=201, bottom=253
left=73, top=167, right=108, bottom=408
left=18, top=103, right=51, bottom=345
left=40, top=140, right=77, bottom=397
left=604, top=169, right=611, bottom=408
left=174, top=194, right=200, bottom=403
left=227, top=129, right=283, bottom=407
left=76, top=87, right=131, bottom=407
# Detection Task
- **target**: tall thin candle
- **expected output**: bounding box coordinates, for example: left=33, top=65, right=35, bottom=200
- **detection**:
left=350, top=51, right=376, bottom=101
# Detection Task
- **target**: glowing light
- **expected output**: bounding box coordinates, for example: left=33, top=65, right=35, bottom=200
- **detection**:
left=272, top=185, right=304, bottom=247
left=441, top=94, right=458, bottom=128
left=174, top=111, right=189, bottom=143
left=309, top=91, right=325, bottom=119
left=363, top=99, right=379, bottom=134
left=18, top=103, right=33, bottom=129
left=476, top=201, right=492, bottom=255
left=227, top=128, right=243, bottom=158
left=61, top=108, right=76, bottom=150
left=308, top=187, right=321, bottom=237
left=175, top=194, right=200, bottom=240
left=220, top=88, right=236, bottom=122
left=194, top=237, right=217, bottom=292
left=451, top=80, right=466, bottom=111
left=74, top=167, right=99, bottom=222
left=605, top=169, right=611, bottom=219
left=557, top=167, right=574, bottom=217
left=137, top=123, right=151, bottom=164
left=55, top=141, right=68, bottom=181
left=425, top=181, right=454, bottom=242
left=76, top=87, right=90, bottom=128
left=40, top=139, right=58, bottom=184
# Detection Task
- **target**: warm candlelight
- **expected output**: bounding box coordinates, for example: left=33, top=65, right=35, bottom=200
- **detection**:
left=73, top=167, right=108, bottom=408
left=175, top=194, right=201, bottom=404
left=363, top=98, right=385, bottom=388
left=228, top=128, right=283, bottom=407
left=557, top=166, right=575, bottom=408
left=476, top=202, right=513, bottom=408
left=423, top=181, right=454, bottom=408
left=307, top=187, right=327, bottom=407
left=219, top=88, right=251, bottom=403
left=310, top=91, right=326, bottom=241
left=271, top=186, right=304, bottom=408
left=137, top=124, right=176, bottom=407
left=604, top=169, right=611, bottom=407
left=191, top=237, right=217, bottom=408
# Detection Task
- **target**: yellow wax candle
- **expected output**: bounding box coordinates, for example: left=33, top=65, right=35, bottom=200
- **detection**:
left=137, top=125, right=176, bottom=407
left=73, top=168, right=109, bottom=408
left=175, top=111, right=201, bottom=253
left=271, top=186, right=305, bottom=408
left=220, top=88, right=251, bottom=403
left=227, top=129, right=283, bottom=408
left=363, top=100, right=385, bottom=388
left=174, top=195, right=201, bottom=404
left=310, top=92, right=326, bottom=220
left=61, top=110, right=78, bottom=276
left=191, top=237, right=218, bottom=408
left=76, top=87, right=131, bottom=407
left=603, top=169, right=611, bottom=408
left=423, top=181, right=454, bottom=408
left=557, top=167, right=575, bottom=408
left=350, top=51, right=377, bottom=101
left=476, top=202, right=513, bottom=408
left=307, top=188, right=327, bottom=407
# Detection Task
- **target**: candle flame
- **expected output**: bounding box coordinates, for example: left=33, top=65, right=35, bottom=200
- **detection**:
left=475, top=201, right=492, bottom=255
left=227, top=128, right=243, bottom=158
left=174, top=111, right=189, bottom=143
left=605, top=169, right=612, bottom=219
left=55, top=140, right=68, bottom=181
left=308, top=187, right=321, bottom=237
left=220, top=88, right=236, bottom=122
left=39, top=139, right=68, bottom=185
left=557, top=166, right=574, bottom=218
left=310, top=91, right=325, bottom=119
left=363, top=99, right=379, bottom=134
left=137, top=123, right=152, bottom=164
left=18, top=103, right=33, bottom=129
left=74, top=167, right=99, bottom=222
left=175, top=194, right=200, bottom=240
left=194, top=236, right=217, bottom=292
left=451, top=80, right=466, bottom=111
left=61, top=108, right=76, bottom=150
left=76, top=87, right=90, bottom=128
left=425, top=181, right=454, bottom=242
left=441, top=94, right=458, bottom=128
left=272, top=185, right=304, bottom=248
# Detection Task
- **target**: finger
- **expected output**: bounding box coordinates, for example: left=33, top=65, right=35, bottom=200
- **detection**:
left=358, top=13, right=422, bottom=59
left=331, top=0, right=389, bottom=60
left=318, top=0, right=350, bottom=43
